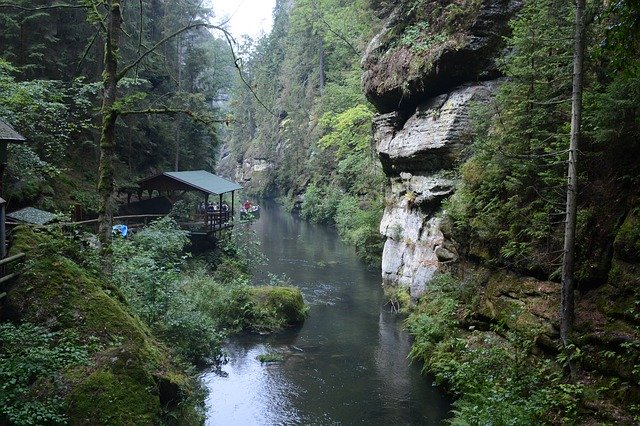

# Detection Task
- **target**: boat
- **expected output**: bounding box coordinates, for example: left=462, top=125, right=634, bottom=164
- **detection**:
left=240, top=205, right=260, bottom=220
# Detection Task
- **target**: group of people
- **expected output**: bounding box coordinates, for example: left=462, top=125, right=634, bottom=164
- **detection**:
left=198, top=200, right=230, bottom=226
left=197, top=199, right=255, bottom=226
left=198, top=201, right=229, bottom=214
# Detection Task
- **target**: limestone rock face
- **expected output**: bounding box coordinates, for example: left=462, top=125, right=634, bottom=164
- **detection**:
left=377, top=83, right=497, bottom=175
left=377, top=83, right=496, bottom=298
left=362, top=0, right=519, bottom=113
left=368, top=0, right=519, bottom=298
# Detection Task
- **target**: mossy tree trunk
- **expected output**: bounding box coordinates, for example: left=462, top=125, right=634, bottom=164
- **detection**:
left=97, top=1, right=123, bottom=259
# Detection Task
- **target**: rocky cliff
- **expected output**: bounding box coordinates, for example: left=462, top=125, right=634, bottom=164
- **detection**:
left=365, top=1, right=640, bottom=421
left=364, top=0, right=518, bottom=299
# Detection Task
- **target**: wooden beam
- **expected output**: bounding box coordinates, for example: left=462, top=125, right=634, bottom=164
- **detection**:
left=0, top=272, right=19, bottom=286
left=0, top=252, right=25, bottom=267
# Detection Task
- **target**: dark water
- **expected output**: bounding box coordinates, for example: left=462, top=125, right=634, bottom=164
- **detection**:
left=201, top=202, right=451, bottom=425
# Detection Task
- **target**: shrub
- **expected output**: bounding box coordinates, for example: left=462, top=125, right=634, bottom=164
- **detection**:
left=335, top=194, right=384, bottom=264
left=112, top=218, right=222, bottom=363
left=300, top=183, right=342, bottom=224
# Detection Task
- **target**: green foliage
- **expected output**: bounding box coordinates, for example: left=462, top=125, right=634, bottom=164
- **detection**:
left=335, top=195, right=384, bottom=264
left=613, top=208, right=640, bottom=262
left=397, top=21, right=448, bottom=55
left=0, top=1, right=231, bottom=211
left=0, top=323, right=91, bottom=425
left=406, top=274, right=583, bottom=424
left=300, top=183, right=342, bottom=224
left=112, top=218, right=223, bottom=363
left=318, top=104, right=373, bottom=157
left=446, top=0, right=577, bottom=274
left=248, top=285, right=308, bottom=332
left=257, top=352, right=285, bottom=363
left=223, top=1, right=383, bottom=264
left=226, top=0, right=378, bottom=196
left=112, top=217, right=305, bottom=361
left=446, top=0, right=640, bottom=284
left=0, top=59, right=93, bottom=207
left=6, top=225, right=203, bottom=424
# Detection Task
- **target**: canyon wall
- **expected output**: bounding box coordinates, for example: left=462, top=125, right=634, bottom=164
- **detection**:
left=363, top=0, right=519, bottom=298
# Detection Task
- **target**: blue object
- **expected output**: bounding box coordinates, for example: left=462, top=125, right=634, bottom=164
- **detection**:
left=112, top=224, right=128, bottom=238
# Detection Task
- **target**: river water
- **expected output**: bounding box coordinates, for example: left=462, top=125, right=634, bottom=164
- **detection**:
left=201, top=202, right=450, bottom=425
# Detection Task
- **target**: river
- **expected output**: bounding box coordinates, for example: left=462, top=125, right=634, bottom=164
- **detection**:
left=201, top=202, right=451, bottom=425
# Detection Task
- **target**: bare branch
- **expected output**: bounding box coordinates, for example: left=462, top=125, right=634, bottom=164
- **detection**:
left=0, top=2, right=87, bottom=11
left=117, top=22, right=222, bottom=81
left=223, top=32, right=278, bottom=118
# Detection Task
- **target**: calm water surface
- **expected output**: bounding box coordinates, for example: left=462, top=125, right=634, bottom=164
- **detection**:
left=201, top=202, right=450, bottom=425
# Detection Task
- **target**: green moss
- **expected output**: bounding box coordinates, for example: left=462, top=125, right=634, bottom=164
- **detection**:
left=248, top=286, right=307, bottom=330
left=614, top=209, right=640, bottom=262
left=66, top=370, right=160, bottom=425
left=4, top=227, right=200, bottom=424
left=257, top=352, right=285, bottom=363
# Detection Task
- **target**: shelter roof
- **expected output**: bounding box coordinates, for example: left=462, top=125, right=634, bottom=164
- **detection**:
left=0, top=120, right=26, bottom=143
left=7, top=207, right=57, bottom=225
left=138, top=170, right=242, bottom=195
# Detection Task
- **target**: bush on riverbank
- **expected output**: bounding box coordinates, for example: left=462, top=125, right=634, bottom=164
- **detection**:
left=300, top=184, right=384, bottom=265
left=112, top=218, right=306, bottom=362
left=406, top=274, right=582, bottom=424
left=406, top=272, right=640, bottom=423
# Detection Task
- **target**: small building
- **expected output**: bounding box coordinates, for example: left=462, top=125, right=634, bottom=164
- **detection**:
left=133, top=170, right=243, bottom=235
left=0, top=120, right=26, bottom=258
left=7, top=207, right=58, bottom=226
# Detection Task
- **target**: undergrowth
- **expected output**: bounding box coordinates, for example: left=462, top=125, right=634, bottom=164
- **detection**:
left=0, top=323, right=93, bottom=425
left=405, top=274, right=583, bottom=424
left=112, top=217, right=306, bottom=363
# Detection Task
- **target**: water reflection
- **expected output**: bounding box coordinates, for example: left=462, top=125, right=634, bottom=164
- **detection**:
left=202, top=202, right=450, bottom=425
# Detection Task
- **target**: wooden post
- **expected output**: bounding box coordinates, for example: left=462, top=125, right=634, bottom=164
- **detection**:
left=231, top=190, right=235, bottom=222
left=0, top=197, right=5, bottom=260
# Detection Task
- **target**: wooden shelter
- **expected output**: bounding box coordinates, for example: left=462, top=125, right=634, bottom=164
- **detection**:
left=136, top=170, right=243, bottom=234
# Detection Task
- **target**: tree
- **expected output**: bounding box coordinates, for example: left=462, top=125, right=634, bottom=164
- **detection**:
left=560, top=0, right=586, bottom=371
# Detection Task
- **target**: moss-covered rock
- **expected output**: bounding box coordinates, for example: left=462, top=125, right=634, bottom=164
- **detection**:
left=614, top=208, right=640, bottom=263
left=476, top=272, right=559, bottom=341
left=363, top=0, right=519, bottom=113
left=1, top=226, right=201, bottom=425
left=248, top=286, right=307, bottom=329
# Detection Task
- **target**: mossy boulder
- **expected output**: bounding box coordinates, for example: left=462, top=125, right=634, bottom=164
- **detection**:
left=476, top=272, right=559, bottom=342
left=248, top=286, right=307, bottom=328
left=614, top=208, right=640, bottom=263
left=1, top=226, right=201, bottom=425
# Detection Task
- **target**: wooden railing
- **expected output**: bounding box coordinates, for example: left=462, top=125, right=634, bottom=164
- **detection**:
left=68, top=214, right=166, bottom=230
left=0, top=252, right=25, bottom=300
left=6, top=212, right=235, bottom=238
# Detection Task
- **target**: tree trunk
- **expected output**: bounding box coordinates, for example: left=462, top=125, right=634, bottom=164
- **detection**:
left=97, top=1, right=123, bottom=260
left=174, top=34, right=183, bottom=171
left=561, top=0, right=586, bottom=371
left=318, top=36, right=325, bottom=93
